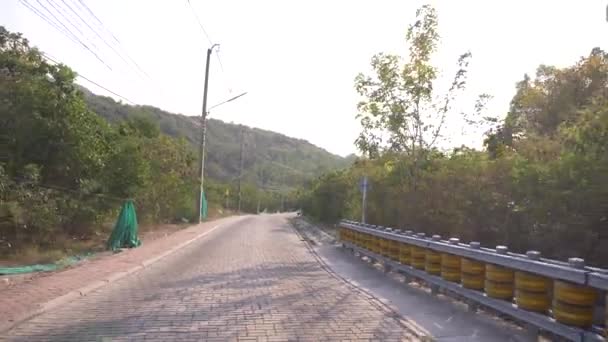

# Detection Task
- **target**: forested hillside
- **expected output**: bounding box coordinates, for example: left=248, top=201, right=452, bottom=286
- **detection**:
left=0, top=26, right=350, bottom=260
left=82, top=88, right=352, bottom=189
left=299, top=6, right=608, bottom=266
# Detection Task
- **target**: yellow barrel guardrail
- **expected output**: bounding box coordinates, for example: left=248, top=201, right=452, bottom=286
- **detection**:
left=554, top=277, right=598, bottom=328
left=389, top=237, right=400, bottom=261
left=425, top=235, right=442, bottom=276
left=338, top=220, right=607, bottom=340
left=399, top=234, right=411, bottom=266
left=485, top=246, right=514, bottom=300
left=410, top=233, right=427, bottom=270
left=515, top=251, right=551, bottom=313
left=441, top=238, right=461, bottom=283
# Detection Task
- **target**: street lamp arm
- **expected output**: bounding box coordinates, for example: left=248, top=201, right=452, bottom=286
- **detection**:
left=208, top=92, right=248, bottom=112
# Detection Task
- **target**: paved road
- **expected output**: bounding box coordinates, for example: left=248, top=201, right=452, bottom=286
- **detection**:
left=296, top=225, right=536, bottom=342
left=2, top=215, right=418, bottom=341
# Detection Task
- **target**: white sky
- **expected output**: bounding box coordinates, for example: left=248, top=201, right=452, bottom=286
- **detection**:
left=2, top=1, right=607, bottom=156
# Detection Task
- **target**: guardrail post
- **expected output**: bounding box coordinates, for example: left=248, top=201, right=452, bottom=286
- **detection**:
left=399, top=230, right=413, bottom=283
left=441, top=238, right=462, bottom=300
left=411, top=233, right=427, bottom=270
left=428, top=235, right=442, bottom=295
left=463, top=241, right=483, bottom=312
left=383, top=228, right=393, bottom=273
left=553, top=258, right=598, bottom=329
left=515, top=251, right=551, bottom=315
left=486, top=246, right=515, bottom=301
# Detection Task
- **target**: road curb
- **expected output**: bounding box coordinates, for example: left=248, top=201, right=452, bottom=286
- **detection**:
left=290, top=218, right=433, bottom=340
left=1, top=220, right=232, bottom=334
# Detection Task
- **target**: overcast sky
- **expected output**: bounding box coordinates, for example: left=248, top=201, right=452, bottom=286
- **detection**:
left=2, top=1, right=607, bottom=156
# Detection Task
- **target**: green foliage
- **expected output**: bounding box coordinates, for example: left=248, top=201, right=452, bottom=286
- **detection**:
left=0, top=27, right=193, bottom=256
left=0, top=26, right=333, bottom=258
left=301, top=10, right=608, bottom=266
left=354, top=5, right=481, bottom=159
left=82, top=88, right=351, bottom=190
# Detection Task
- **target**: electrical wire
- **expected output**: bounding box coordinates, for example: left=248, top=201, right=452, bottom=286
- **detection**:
left=45, top=0, right=105, bottom=56
left=17, top=0, right=80, bottom=46
left=36, top=0, right=111, bottom=70
left=75, top=0, right=119, bottom=43
left=73, top=0, right=150, bottom=78
left=185, top=0, right=233, bottom=93
left=43, top=54, right=135, bottom=105
left=47, top=0, right=85, bottom=37
left=215, top=48, right=233, bottom=93
left=20, top=0, right=112, bottom=70
left=186, top=0, right=212, bottom=45
left=57, top=0, right=145, bottom=79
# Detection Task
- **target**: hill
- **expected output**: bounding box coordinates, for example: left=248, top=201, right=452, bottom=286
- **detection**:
left=81, top=88, right=352, bottom=189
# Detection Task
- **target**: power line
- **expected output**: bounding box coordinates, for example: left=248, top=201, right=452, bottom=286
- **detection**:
left=32, top=0, right=79, bottom=42
left=185, top=0, right=233, bottom=93
left=73, top=0, right=150, bottom=78
left=215, top=48, right=234, bottom=93
left=77, top=73, right=135, bottom=105
left=57, top=0, right=146, bottom=79
left=75, top=0, right=119, bottom=44
left=215, top=49, right=225, bottom=73
left=45, top=0, right=104, bottom=55
left=43, top=53, right=135, bottom=105
left=186, top=0, right=212, bottom=45
left=18, top=0, right=80, bottom=46
left=47, top=0, right=85, bottom=36
left=35, top=0, right=111, bottom=69
left=21, top=0, right=112, bottom=70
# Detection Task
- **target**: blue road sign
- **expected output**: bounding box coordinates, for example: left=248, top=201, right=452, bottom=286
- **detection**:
left=359, top=176, right=370, bottom=192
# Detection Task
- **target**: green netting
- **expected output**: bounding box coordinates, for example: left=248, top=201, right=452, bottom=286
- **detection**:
left=201, top=191, right=208, bottom=219
left=107, top=200, right=141, bottom=251
left=0, top=254, right=92, bottom=275
left=0, top=263, right=57, bottom=275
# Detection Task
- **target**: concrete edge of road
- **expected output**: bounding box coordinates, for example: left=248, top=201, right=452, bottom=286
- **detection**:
left=288, top=219, right=433, bottom=341
left=1, top=220, right=232, bottom=335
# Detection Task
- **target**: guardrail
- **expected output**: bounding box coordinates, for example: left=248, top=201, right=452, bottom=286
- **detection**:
left=338, top=220, right=607, bottom=342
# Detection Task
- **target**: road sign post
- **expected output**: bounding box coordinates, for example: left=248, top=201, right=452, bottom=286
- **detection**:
left=359, top=176, right=369, bottom=224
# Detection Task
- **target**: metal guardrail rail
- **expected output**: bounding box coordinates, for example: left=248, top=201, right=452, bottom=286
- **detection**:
left=338, top=220, right=607, bottom=342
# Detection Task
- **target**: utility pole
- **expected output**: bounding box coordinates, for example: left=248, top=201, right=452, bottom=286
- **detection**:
left=237, top=125, right=245, bottom=213
left=197, top=44, right=219, bottom=223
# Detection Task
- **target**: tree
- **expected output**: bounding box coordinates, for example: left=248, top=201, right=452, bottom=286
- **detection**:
left=487, top=48, right=608, bottom=153
left=354, top=5, right=481, bottom=160
left=0, top=26, right=112, bottom=190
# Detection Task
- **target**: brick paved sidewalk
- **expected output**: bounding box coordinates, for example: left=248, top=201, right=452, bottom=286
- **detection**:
left=0, top=216, right=241, bottom=333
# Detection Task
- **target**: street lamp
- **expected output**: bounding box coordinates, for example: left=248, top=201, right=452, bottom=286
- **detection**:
left=208, top=92, right=248, bottom=112
left=197, top=91, right=248, bottom=222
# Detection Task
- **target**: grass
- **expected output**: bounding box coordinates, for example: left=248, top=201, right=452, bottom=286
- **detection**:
left=2, top=246, right=66, bottom=266
left=1, top=208, right=243, bottom=267
left=0, top=235, right=106, bottom=267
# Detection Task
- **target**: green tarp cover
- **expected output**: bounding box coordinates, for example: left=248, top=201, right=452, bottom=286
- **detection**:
left=107, top=200, right=141, bottom=251
left=201, top=191, right=208, bottom=219
left=0, top=263, right=57, bottom=275
left=0, top=254, right=91, bottom=275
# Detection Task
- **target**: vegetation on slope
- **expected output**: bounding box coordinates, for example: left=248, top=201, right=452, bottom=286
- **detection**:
left=82, top=89, right=351, bottom=189
left=0, top=26, right=348, bottom=260
left=299, top=6, right=608, bottom=266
